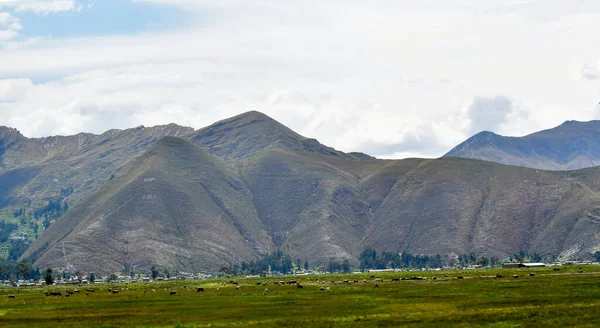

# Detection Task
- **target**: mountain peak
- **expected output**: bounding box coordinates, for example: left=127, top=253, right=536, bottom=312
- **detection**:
left=190, top=111, right=355, bottom=160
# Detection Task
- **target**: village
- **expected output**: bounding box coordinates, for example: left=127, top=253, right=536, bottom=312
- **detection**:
left=3, top=260, right=597, bottom=288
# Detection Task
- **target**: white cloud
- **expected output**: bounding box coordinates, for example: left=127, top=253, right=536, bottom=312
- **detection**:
left=467, top=96, right=513, bottom=135
left=0, top=1, right=600, bottom=158
left=0, top=0, right=77, bottom=14
left=582, top=64, right=600, bottom=80
left=0, top=11, right=21, bottom=43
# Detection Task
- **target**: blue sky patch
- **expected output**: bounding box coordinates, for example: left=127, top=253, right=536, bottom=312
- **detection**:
left=15, top=0, right=195, bottom=38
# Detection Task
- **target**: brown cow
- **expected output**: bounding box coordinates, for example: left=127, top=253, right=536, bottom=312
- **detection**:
left=296, top=283, right=304, bottom=289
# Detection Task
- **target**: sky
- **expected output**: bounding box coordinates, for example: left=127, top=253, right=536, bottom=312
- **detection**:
left=0, top=0, right=599, bottom=159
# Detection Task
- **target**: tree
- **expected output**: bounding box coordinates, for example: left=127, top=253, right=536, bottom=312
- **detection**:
left=16, top=263, right=30, bottom=280
left=359, top=248, right=377, bottom=270
left=478, top=256, right=489, bottom=267
left=304, top=261, right=309, bottom=271
left=151, top=266, right=159, bottom=279
left=594, top=251, right=600, bottom=263
left=44, top=268, right=54, bottom=285
left=89, top=272, right=96, bottom=283
left=468, top=252, right=477, bottom=265
left=341, top=259, right=351, bottom=273
left=108, top=273, right=118, bottom=282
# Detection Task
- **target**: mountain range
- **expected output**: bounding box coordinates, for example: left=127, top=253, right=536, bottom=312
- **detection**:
left=445, top=120, right=600, bottom=170
left=2, top=112, right=600, bottom=273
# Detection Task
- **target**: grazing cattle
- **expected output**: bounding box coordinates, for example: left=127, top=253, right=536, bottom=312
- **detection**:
left=86, top=288, right=95, bottom=293
left=353, top=280, right=359, bottom=283
left=410, top=277, right=425, bottom=281
left=236, top=286, right=241, bottom=290
left=86, top=293, right=89, bottom=296
left=553, top=268, right=561, bottom=271
left=432, top=277, right=437, bottom=280
left=330, top=280, right=335, bottom=283
left=374, top=284, right=379, bottom=288
left=111, top=290, right=119, bottom=294
left=296, top=283, right=304, bottom=289
left=151, top=289, right=156, bottom=293
left=496, top=274, right=503, bottom=278
left=262, top=283, right=266, bottom=286
left=457, top=276, right=464, bottom=280
left=197, top=288, right=205, bottom=292
left=46, top=291, right=62, bottom=296
left=183, top=285, right=187, bottom=289
left=256, top=282, right=262, bottom=285
left=163, top=288, right=167, bottom=292
left=264, top=288, right=269, bottom=293
left=391, top=278, right=400, bottom=282
left=170, top=291, right=178, bottom=296
left=578, top=270, right=584, bottom=274
left=8, top=294, right=15, bottom=299
left=513, top=275, right=519, bottom=279
left=288, top=280, right=297, bottom=285
left=320, top=287, right=324, bottom=291
left=73, top=289, right=80, bottom=293
left=65, top=294, right=71, bottom=297
left=326, top=287, right=330, bottom=291
left=375, top=278, right=382, bottom=282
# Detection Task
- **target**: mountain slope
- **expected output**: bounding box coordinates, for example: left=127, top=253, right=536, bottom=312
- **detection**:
left=0, top=124, right=195, bottom=252
left=445, top=120, right=600, bottom=170
left=23, top=137, right=274, bottom=273
left=364, top=157, right=600, bottom=259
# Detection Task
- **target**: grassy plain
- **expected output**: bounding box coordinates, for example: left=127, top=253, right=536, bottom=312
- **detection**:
left=1, top=266, right=600, bottom=327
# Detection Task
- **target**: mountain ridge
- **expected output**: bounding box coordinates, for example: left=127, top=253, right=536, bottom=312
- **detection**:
left=445, top=120, right=600, bottom=170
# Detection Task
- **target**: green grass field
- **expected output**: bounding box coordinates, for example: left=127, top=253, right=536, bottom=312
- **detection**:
left=1, top=266, right=600, bottom=327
